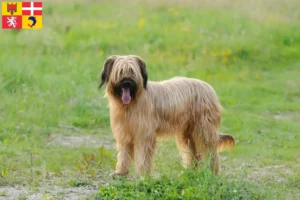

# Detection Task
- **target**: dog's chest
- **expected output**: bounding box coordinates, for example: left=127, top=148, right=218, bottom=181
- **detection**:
left=111, top=106, right=154, bottom=130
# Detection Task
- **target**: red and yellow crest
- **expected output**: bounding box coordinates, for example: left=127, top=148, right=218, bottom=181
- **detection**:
left=2, top=2, right=42, bottom=29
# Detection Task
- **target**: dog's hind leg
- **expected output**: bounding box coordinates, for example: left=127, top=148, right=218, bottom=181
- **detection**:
left=176, top=134, right=195, bottom=168
left=196, top=120, right=221, bottom=175
left=210, top=151, right=221, bottom=175
left=175, top=124, right=198, bottom=168
left=134, top=134, right=156, bottom=175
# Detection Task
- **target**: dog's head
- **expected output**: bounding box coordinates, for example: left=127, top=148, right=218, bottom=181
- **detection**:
left=99, top=55, right=148, bottom=105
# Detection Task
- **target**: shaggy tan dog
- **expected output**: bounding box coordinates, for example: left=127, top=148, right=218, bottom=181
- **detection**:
left=99, top=55, right=234, bottom=176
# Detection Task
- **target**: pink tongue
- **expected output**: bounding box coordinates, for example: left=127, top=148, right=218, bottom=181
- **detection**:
left=121, top=88, right=131, bottom=104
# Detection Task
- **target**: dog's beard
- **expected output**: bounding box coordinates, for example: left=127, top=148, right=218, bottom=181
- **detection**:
left=113, top=78, right=137, bottom=104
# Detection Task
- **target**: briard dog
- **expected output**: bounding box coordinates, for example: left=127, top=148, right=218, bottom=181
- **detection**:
left=99, top=55, right=235, bottom=176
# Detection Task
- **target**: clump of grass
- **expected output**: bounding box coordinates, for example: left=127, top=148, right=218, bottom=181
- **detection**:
left=92, top=168, right=269, bottom=200
left=0, top=191, right=6, bottom=196
left=68, top=179, right=93, bottom=187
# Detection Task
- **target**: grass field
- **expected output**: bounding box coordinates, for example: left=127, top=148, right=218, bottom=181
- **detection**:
left=1, top=0, right=300, bottom=199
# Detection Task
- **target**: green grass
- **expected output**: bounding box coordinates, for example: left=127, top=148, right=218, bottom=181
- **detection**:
left=92, top=168, right=269, bottom=200
left=1, top=0, right=300, bottom=199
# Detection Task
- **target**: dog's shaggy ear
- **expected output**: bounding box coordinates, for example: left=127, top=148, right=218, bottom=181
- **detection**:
left=99, top=55, right=118, bottom=88
left=133, top=56, right=148, bottom=89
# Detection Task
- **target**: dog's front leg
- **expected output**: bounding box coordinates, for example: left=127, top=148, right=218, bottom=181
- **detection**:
left=115, top=141, right=134, bottom=176
left=134, top=134, right=156, bottom=176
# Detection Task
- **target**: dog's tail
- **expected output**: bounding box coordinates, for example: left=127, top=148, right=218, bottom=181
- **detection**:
left=217, top=134, right=235, bottom=152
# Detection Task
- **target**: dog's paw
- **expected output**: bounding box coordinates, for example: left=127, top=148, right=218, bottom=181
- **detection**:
left=110, top=171, right=128, bottom=180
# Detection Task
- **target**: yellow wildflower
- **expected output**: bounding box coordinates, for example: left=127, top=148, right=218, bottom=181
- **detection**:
left=138, top=18, right=145, bottom=29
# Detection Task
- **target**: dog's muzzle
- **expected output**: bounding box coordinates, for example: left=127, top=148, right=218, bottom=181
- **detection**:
left=119, top=78, right=136, bottom=105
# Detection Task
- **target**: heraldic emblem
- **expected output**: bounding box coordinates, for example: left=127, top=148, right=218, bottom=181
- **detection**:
left=2, top=2, right=43, bottom=29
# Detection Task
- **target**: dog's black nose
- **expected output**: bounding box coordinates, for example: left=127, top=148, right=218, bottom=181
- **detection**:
left=123, top=80, right=131, bottom=84
left=122, top=80, right=132, bottom=87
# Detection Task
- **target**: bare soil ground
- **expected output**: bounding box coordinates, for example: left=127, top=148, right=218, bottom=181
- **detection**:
left=0, top=184, right=97, bottom=200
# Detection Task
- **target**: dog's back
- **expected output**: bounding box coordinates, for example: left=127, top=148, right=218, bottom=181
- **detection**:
left=148, top=77, right=222, bottom=117
left=146, top=77, right=222, bottom=137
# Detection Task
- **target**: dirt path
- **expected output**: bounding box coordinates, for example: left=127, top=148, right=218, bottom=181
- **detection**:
left=0, top=184, right=98, bottom=200
left=49, top=132, right=115, bottom=149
